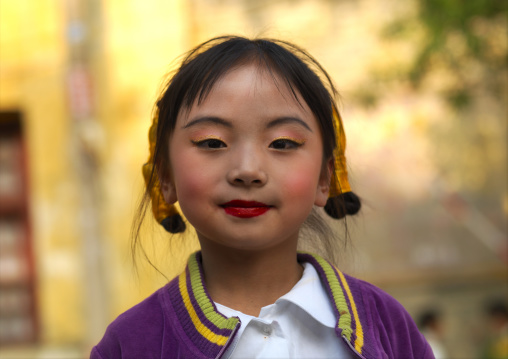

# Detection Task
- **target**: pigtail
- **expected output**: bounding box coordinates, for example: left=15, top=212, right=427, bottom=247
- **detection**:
left=324, top=107, right=361, bottom=219
left=324, top=192, right=362, bottom=219
left=160, top=214, right=186, bottom=233
left=142, top=106, right=186, bottom=233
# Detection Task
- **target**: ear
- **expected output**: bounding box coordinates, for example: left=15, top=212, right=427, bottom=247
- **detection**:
left=314, top=158, right=333, bottom=207
left=160, top=172, right=178, bottom=205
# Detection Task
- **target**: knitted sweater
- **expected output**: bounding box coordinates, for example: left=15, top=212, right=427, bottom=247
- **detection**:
left=91, top=252, right=434, bottom=359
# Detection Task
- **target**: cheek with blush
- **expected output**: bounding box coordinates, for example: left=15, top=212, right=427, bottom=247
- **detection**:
left=171, top=151, right=221, bottom=211
left=282, top=168, right=320, bottom=202
left=170, top=151, right=201, bottom=197
left=173, top=167, right=207, bottom=199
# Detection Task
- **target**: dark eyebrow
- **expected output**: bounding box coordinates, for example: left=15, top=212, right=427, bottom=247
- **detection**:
left=266, top=117, right=313, bottom=132
left=182, top=116, right=233, bottom=129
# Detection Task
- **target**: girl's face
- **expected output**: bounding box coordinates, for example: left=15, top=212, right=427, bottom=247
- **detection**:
left=162, top=63, right=331, bottom=253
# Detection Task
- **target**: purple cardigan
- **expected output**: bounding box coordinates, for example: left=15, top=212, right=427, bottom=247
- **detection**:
left=91, top=252, right=434, bottom=359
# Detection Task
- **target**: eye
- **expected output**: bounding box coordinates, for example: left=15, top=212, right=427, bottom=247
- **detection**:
left=269, top=138, right=305, bottom=150
left=192, top=138, right=227, bottom=149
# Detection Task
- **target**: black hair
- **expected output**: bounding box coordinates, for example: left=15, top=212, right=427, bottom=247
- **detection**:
left=133, top=36, right=361, bottom=267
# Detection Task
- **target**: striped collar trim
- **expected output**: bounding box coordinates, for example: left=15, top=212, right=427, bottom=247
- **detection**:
left=168, top=252, right=239, bottom=358
left=169, top=251, right=364, bottom=357
left=297, top=252, right=365, bottom=356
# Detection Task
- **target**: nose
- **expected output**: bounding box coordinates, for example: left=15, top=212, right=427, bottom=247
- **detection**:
left=226, top=147, right=268, bottom=187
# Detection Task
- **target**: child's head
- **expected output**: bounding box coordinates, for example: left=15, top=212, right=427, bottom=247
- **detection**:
left=138, top=36, right=360, bottom=255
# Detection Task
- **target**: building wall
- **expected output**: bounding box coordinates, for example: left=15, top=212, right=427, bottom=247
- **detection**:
left=0, top=0, right=84, bottom=345
left=0, top=0, right=193, bottom=352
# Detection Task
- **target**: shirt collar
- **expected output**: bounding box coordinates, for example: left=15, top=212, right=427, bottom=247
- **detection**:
left=167, top=251, right=365, bottom=358
left=275, top=262, right=337, bottom=328
left=216, top=262, right=337, bottom=329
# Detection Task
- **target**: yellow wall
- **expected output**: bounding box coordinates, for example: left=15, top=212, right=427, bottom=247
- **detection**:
left=0, top=0, right=195, bottom=350
left=0, top=0, right=84, bottom=345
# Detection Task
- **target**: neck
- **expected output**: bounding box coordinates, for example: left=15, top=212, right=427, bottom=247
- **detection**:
left=200, top=244, right=303, bottom=317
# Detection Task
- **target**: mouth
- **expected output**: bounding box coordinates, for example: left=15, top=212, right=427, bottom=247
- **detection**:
left=220, top=200, right=272, bottom=218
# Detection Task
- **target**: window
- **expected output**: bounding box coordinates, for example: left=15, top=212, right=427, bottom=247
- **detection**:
left=0, top=112, right=37, bottom=344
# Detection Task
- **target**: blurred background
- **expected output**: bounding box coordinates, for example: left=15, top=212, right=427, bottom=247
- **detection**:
left=0, top=0, right=506, bottom=358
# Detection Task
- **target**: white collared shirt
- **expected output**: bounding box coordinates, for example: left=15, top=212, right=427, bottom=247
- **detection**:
left=215, top=263, right=352, bottom=359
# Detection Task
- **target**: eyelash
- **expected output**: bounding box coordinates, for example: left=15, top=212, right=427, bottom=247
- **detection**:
left=269, top=137, right=305, bottom=150
left=190, top=136, right=305, bottom=150
left=191, top=137, right=226, bottom=149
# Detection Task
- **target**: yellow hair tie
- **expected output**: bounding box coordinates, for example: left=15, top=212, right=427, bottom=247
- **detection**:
left=142, top=108, right=185, bottom=233
left=324, top=107, right=361, bottom=219
left=329, top=107, right=351, bottom=196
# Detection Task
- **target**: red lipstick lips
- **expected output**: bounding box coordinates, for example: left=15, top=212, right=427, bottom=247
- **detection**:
left=221, top=200, right=271, bottom=218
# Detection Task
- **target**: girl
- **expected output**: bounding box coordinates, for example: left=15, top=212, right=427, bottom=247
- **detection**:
left=91, top=36, right=434, bottom=359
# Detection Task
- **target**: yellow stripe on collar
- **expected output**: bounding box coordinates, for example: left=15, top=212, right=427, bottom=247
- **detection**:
left=337, top=269, right=364, bottom=354
left=178, top=271, right=230, bottom=346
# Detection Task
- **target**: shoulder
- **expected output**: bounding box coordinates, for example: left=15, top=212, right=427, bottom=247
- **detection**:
left=346, top=275, right=410, bottom=320
left=344, top=274, right=434, bottom=359
left=91, top=285, right=168, bottom=359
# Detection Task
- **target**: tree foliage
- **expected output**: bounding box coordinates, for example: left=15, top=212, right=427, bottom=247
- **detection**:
left=384, top=0, right=507, bottom=109
left=354, top=0, right=507, bottom=213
